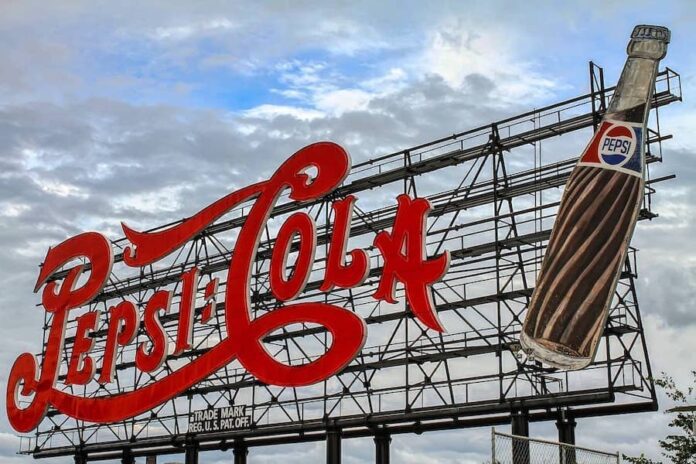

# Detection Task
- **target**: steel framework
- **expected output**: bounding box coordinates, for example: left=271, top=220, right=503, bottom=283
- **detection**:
left=18, top=63, right=682, bottom=462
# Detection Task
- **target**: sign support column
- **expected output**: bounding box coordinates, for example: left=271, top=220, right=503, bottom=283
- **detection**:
left=511, top=410, right=530, bottom=464
left=233, top=439, right=249, bottom=464
left=185, top=440, right=198, bottom=464
left=556, top=409, right=576, bottom=445
left=374, top=431, right=391, bottom=464
left=326, top=427, right=341, bottom=464
left=556, top=408, right=577, bottom=464
left=121, top=449, right=134, bottom=464
left=74, top=452, right=87, bottom=464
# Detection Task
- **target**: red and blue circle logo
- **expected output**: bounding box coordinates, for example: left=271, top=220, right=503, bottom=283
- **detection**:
left=579, top=120, right=643, bottom=175
left=598, top=125, right=637, bottom=166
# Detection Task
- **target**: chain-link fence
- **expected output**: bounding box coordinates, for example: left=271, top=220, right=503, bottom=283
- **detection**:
left=491, top=429, right=620, bottom=464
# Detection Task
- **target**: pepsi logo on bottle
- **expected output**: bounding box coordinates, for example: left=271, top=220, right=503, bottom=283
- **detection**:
left=578, top=119, right=644, bottom=177
left=599, top=125, right=635, bottom=165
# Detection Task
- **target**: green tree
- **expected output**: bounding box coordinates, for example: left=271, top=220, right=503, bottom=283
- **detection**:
left=623, top=371, right=696, bottom=464
left=623, top=453, right=662, bottom=464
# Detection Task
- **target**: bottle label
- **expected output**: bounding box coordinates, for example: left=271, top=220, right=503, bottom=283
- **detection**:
left=577, top=119, right=644, bottom=177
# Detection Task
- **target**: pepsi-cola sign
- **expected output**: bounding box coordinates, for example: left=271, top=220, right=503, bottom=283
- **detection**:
left=6, top=142, right=450, bottom=433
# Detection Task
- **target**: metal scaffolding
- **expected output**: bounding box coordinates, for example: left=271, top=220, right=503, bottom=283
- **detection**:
left=19, top=64, right=682, bottom=462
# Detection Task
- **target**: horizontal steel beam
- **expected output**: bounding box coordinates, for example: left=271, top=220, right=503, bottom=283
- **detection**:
left=46, top=74, right=680, bottom=283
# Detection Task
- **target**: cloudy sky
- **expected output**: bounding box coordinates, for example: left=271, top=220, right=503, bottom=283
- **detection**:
left=1, top=1, right=696, bottom=463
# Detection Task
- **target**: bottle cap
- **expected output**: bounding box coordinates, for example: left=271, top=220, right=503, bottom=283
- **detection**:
left=631, top=25, right=671, bottom=44
left=627, top=25, right=670, bottom=59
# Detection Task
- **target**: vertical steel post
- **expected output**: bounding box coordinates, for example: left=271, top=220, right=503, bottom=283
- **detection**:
left=590, top=61, right=599, bottom=131
left=233, top=440, right=249, bottom=464
left=374, top=432, right=391, bottom=464
left=556, top=409, right=577, bottom=464
left=121, top=449, right=135, bottom=464
left=184, top=441, right=198, bottom=464
left=491, top=124, right=504, bottom=404
left=491, top=427, right=496, bottom=464
left=326, top=428, right=342, bottom=464
left=556, top=410, right=576, bottom=445
left=511, top=410, right=530, bottom=464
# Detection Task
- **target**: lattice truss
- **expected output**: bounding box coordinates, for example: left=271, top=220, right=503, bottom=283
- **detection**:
left=27, top=67, right=681, bottom=454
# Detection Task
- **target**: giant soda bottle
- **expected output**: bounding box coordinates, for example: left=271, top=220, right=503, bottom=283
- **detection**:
left=521, top=25, right=670, bottom=369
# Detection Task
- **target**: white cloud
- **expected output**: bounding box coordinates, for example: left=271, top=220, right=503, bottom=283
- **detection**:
left=277, top=60, right=329, bottom=88
left=314, top=88, right=372, bottom=115
left=243, top=104, right=325, bottom=121
left=113, top=184, right=191, bottom=214
left=33, top=177, right=88, bottom=199
left=420, top=20, right=558, bottom=103
left=308, top=19, right=392, bottom=56
left=151, top=17, right=237, bottom=41
left=266, top=62, right=408, bottom=118
left=0, top=203, right=30, bottom=217
left=362, top=67, right=408, bottom=92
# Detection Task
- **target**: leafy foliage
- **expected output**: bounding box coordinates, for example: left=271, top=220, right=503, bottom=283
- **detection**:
left=654, top=371, right=696, bottom=463
left=623, top=453, right=663, bottom=464
left=623, top=371, right=696, bottom=464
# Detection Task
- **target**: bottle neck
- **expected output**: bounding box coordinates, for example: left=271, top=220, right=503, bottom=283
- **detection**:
left=605, top=29, right=669, bottom=124
left=605, top=56, right=660, bottom=123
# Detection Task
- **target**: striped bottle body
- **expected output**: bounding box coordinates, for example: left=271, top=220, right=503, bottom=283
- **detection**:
left=521, top=166, right=643, bottom=368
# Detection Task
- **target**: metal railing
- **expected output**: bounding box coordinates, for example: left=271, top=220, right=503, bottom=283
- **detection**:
left=491, top=429, right=620, bottom=464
